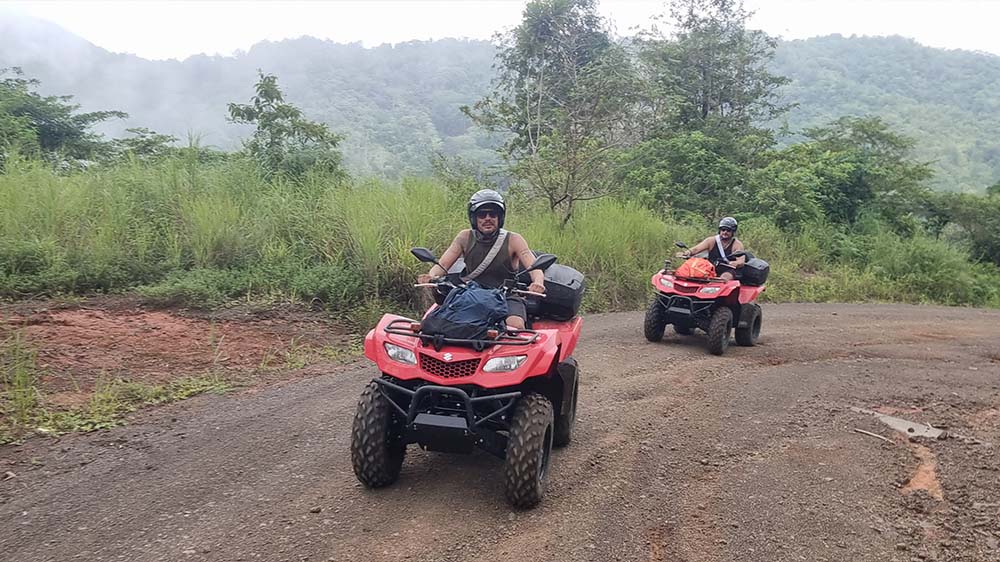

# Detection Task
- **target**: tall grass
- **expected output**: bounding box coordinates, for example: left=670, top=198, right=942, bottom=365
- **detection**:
left=0, top=331, right=39, bottom=431
left=0, top=156, right=998, bottom=317
left=517, top=201, right=702, bottom=311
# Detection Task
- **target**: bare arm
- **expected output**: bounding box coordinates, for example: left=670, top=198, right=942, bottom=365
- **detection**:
left=683, top=237, right=716, bottom=257
left=426, top=231, right=468, bottom=277
left=509, top=233, right=546, bottom=290
left=730, top=239, right=746, bottom=267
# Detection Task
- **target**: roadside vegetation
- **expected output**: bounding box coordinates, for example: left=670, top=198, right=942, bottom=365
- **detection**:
left=0, top=330, right=230, bottom=443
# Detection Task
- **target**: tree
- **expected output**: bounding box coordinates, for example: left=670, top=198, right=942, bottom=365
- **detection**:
left=107, top=128, right=178, bottom=163
left=464, top=0, right=644, bottom=223
left=618, top=0, right=790, bottom=221
left=0, top=67, right=126, bottom=167
left=620, top=131, right=746, bottom=219
left=930, top=192, right=1000, bottom=266
left=228, top=71, right=346, bottom=180
left=803, top=116, right=933, bottom=229
left=640, top=0, right=790, bottom=138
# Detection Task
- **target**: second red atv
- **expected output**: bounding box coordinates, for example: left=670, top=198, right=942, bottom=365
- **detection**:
left=351, top=248, right=584, bottom=509
left=644, top=242, right=767, bottom=355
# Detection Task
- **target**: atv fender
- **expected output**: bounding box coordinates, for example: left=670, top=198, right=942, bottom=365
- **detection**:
left=719, top=283, right=741, bottom=300
left=556, top=357, right=578, bottom=417
left=522, top=355, right=578, bottom=422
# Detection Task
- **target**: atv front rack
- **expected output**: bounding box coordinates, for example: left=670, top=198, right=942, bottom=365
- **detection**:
left=658, top=295, right=716, bottom=318
left=384, top=318, right=540, bottom=351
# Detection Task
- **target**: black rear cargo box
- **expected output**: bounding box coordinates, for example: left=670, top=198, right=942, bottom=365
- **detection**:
left=537, top=263, right=585, bottom=321
left=740, top=257, right=769, bottom=286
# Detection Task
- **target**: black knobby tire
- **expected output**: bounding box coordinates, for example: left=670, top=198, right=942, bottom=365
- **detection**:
left=707, top=307, right=733, bottom=356
left=351, top=380, right=406, bottom=488
left=644, top=298, right=667, bottom=342
left=674, top=321, right=694, bottom=335
left=503, top=393, right=554, bottom=509
left=553, top=376, right=578, bottom=448
left=735, top=304, right=762, bottom=347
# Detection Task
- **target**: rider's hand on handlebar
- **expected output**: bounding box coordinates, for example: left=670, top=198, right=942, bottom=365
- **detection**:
left=417, top=274, right=434, bottom=284
left=675, top=251, right=691, bottom=259
left=528, top=282, right=546, bottom=294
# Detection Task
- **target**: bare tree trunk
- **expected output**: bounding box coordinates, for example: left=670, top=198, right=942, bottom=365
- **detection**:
left=561, top=198, right=575, bottom=229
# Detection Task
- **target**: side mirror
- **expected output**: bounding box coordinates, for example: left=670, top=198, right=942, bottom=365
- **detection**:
left=674, top=241, right=688, bottom=249
left=411, top=247, right=440, bottom=265
left=528, top=253, right=557, bottom=272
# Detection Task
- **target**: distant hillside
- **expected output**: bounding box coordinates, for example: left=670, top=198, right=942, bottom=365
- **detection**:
left=0, top=14, right=497, bottom=178
left=2, top=14, right=999, bottom=190
left=771, top=35, right=1000, bottom=192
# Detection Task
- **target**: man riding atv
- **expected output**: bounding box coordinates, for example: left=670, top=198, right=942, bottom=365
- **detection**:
left=676, top=217, right=746, bottom=280
left=417, top=189, right=546, bottom=330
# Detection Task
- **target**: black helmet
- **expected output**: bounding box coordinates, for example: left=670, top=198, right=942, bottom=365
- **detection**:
left=468, top=189, right=506, bottom=230
left=718, top=217, right=738, bottom=232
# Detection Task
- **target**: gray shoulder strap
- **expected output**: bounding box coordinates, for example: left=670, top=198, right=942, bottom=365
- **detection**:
left=462, top=229, right=508, bottom=282
left=715, top=235, right=729, bottom=263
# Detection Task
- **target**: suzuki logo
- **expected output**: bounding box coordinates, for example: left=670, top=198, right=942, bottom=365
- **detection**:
left=443, top=353, right=453, bottom=362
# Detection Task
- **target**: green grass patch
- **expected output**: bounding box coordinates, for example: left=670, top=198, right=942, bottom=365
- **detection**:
left=36, top=375, right=230, bottom=435
left=1, top=333, right=230, bottom=444
left=0, top=157, right=997, bottom=315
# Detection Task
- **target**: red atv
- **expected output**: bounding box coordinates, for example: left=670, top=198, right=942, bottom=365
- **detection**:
left=643, top=242, right=767, bottom=355
left=351, top=248, right=583, bottom=509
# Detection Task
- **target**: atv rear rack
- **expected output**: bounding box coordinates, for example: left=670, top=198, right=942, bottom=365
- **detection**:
left=384, top=318, right=540, bottom=351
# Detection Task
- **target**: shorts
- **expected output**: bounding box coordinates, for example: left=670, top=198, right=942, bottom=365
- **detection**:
left=506, top=296, right=527, bottom=321
left=714, top=262, right=738, bottom=277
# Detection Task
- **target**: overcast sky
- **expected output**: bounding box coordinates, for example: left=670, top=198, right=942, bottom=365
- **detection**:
left=4, top=0, right=999, bottom=60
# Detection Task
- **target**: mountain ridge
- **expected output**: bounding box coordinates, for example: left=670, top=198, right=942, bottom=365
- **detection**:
left=1, top=13, right=997, bottom=190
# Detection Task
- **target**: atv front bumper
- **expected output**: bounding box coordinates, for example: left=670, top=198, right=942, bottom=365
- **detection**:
left=655, top=294, right=716, bottom=319
left=374, top=378, right=520, bottom=458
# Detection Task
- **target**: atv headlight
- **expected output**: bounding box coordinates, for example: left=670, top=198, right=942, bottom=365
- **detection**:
left=384, top=343, right=416, bottom=365
left=700, top=287, right=721, bottom=295
left=483, top=355, right=527, bottom=373
left=658, top=277, right=674, bottom=288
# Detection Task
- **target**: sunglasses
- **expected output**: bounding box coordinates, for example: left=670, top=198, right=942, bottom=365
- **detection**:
left=475, top=209, right=499, bottom=219
left=719, top=227, right=734, bottom=232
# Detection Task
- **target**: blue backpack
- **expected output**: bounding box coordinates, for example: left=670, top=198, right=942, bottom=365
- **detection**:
left=421, top=282, right=509, bottom=342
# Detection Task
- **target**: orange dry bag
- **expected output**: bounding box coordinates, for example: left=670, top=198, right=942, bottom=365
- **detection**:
left=675, top=257, right=715, bottom=279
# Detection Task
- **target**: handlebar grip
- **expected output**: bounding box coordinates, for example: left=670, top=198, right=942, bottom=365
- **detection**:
left=514, top=290, right=546, bottom=298
left=413, top=283, right=438, bottom=288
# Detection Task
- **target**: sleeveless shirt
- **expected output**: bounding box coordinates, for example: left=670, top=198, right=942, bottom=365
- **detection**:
left=708, top=237, right=737, bottom=266
left=462, top=230, right=513, bottom=289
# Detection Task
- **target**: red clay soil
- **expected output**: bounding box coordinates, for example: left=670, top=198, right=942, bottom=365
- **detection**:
left=1, top=299, right=353, bottom=405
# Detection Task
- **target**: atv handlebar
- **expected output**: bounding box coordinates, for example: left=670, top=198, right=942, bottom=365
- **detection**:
left=414, top=279, right=546, bottom=298
left=513, top=289, right=546, bottom=298
left=412, top=246, right=556, bottom=299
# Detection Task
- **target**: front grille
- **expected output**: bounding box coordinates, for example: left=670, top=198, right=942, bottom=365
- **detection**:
left=672, top=284, right=699, bottom=294
left=420, top=354, right=480, bottom=379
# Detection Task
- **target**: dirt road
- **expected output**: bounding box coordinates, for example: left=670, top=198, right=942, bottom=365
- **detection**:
left=2, top=303, right=998, bottom=562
